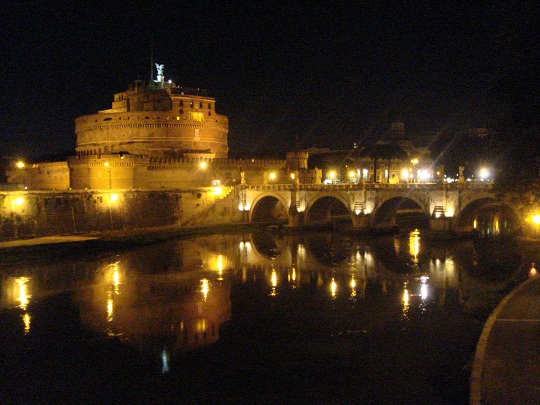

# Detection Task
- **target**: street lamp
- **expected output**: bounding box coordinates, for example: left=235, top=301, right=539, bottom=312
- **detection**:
left=479, top=167, right=489, bottom=181
left=104, top=162, right=111, bottom=189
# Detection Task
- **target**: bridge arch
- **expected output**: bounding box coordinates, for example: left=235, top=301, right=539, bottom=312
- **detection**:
left=372, top=196, right=429, bottom=229
left=250, top=193, right=289, bottom=223
left=305, top=194, right=351, bottom=225
left=455, top=198, right=521, bottom=235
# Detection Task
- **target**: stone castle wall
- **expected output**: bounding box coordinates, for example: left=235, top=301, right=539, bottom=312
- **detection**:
left=68, top=155, right=288, bottom=190
left=75, top=112, right=228, bottom=158
left=0, top=188, right=243, bottom=240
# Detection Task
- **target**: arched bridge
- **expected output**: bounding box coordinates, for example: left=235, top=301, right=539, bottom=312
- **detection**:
left=235, top=182, right=518, bottom=234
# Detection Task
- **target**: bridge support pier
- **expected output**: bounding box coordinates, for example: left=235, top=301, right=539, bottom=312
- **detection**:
left=288, top=205, right=304, bottom=227
left=430, top=216, right=454, bottom=232
left=352, top=213, right=371, bottom=230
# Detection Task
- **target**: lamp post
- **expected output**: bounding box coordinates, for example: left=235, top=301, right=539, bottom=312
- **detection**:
left=104, top=162, right=112, bottom=189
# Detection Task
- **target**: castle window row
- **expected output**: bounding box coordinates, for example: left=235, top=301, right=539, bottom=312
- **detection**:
left=178, top=100, right=212, bottom=110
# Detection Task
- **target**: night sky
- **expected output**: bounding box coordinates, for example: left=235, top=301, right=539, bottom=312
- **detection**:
left=1, top=1, right=538, bottom=162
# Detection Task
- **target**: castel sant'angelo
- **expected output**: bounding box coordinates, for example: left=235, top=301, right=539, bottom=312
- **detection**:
left=7, top=65, right=314, bottom=191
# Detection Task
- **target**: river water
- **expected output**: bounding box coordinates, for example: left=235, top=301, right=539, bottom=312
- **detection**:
left=0, top=230, right=525, bottom=404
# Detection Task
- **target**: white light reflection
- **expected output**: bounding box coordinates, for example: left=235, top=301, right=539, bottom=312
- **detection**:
left=162, top=349, right=170, bottom=374
left=420, top=276, right=429, bottom=301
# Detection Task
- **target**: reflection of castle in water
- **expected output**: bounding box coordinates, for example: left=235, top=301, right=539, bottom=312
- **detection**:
left=1, top=230, right=481, bottom=362
left=76, top=260, right=231, bottom=358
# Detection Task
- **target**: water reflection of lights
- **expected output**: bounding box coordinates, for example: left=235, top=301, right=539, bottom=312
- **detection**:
left=420, top=276, right=429, bottom=301
left=402, top=287, right=410, bottom=307
left=15, top=277, right=32, bottom=334
left=23, top=313, right=31, bottom=334
left=409, top=229, right=420, bottom=262
left=402, top=283, right=410, bottom=321
left=330, top=278, right=337, bottom=298
left=105, top=262, right=123, bottom=334
left=162, top=349, right=170, bottom=374
left=15, top=277, right=31, bottom=310
left=350, top=276, right=357, bottom=300
left=201, top=279, right=210, bottom=301
left=107, top=292, right=114, bottom=323
left=270, top=269, right=278, bottom=296
left=289, top=267, right=297, bottom=284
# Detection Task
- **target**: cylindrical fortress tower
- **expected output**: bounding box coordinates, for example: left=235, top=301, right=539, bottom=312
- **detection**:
left=75, top=80, right=229, bottom=158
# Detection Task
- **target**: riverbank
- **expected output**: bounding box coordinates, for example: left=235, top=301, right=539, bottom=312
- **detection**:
left=0, top=223, right=265, bottom=266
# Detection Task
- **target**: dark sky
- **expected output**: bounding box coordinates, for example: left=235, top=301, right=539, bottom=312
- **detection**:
left=0, top=0, right=538, bottom=161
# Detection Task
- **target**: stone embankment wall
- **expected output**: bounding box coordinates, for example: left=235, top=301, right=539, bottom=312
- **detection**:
left=0, top=188, right=242, bottom=240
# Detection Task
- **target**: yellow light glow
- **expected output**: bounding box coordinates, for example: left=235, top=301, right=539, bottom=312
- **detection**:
left=23, top=313, right=31, bottom=334
left=212, top=187, right=223, bottom=196
left=270, top=269, right=278, bottom=296
left=411, top=158, right=419, bottom=165
left=348, top=170, right=356, bottom=178
left=290, top=173, right=295, bottom=180
left=409, top=229, right=420, bottom=261
left=201, top=278, right=209, bottom=301
left=199, top=161, right=207, bottom=170
left=104, top=162, right=110, bottom=167
left=271, top=269, right=278, bottom=287
left=403, top=288, right=409, bottom=306
left=196, top=318, right=207, bottom=332
left=190, top=112, right=204, bottom=121
left=402, top=169, right=409, bottom=179
left=291, top=267, right=296, bottom=282
left=107, top=291, right=114, bottom=322
left=16, top=160, right=25, bottom=169
left=328, top=170, right=336, bottom=180
left=110, top=193, right=118, bottom=202
left=479, top=168, right=489, bottom=180
left=532, top=215, right=540, bottom=225
left=330, top=278, right=337, bottom=298
left=15, top=277, right=31, bottom=310
left=14, top=197, right=24, bottom=206
left=269, top=172, right=277, bottom=181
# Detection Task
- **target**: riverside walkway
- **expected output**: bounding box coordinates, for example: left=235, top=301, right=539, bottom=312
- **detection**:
left=470, top=272, right=540, bottom=404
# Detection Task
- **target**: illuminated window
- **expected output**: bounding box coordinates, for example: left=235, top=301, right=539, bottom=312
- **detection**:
left=190, top=101, right=194, bottom=108
left=190, top=112, right=204, bottom=121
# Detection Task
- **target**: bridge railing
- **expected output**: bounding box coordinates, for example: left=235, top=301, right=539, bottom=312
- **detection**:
left=241, top=182, right=494, bottom=191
